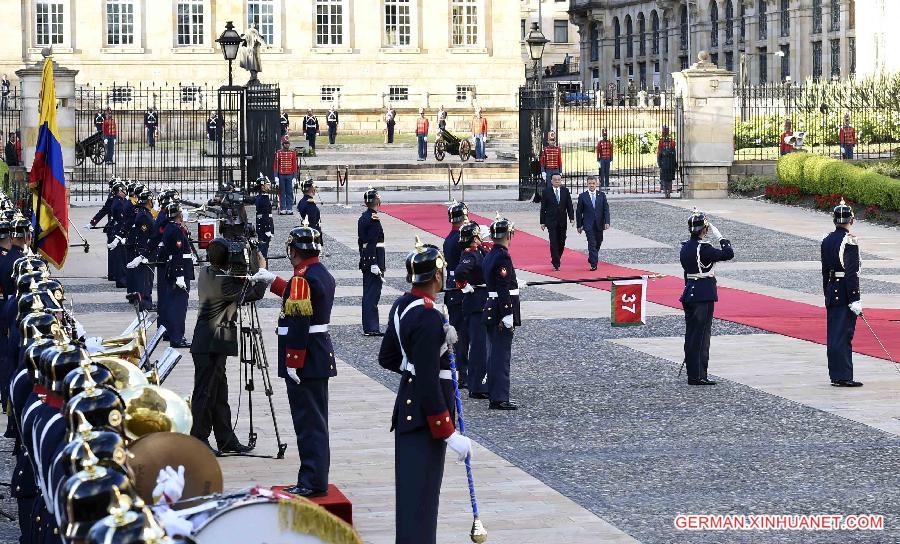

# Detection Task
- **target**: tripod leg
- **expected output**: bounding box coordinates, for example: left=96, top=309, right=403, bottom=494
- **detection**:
left=251, top=304, right=288, bottom=458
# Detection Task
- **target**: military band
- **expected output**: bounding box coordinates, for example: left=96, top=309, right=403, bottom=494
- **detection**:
left=160, top=202, right=193, bottom=348
left=296, top=178, right=322, bottom=236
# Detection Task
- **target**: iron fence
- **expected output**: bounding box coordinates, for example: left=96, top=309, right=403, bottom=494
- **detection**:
left=734, top=80, right=900, bottom=161
left=1, top=87, right=22, bottom=167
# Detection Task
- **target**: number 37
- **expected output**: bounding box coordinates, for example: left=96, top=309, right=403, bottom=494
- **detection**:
left=621, top=293, right=637, bottom=314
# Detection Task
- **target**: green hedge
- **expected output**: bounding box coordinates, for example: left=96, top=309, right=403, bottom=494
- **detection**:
left=776, top=152, right=900, bottom=211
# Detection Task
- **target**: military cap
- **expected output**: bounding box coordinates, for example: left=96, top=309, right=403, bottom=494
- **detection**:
left=301, top=177, right=316, bottom=193
left=11, top=217, right=31, bottom=238
left=405, top=236, right=445, bottom=284
left=489, top=212, right=514, bottom=239
left=447, top=200, right=468, bottom=223
left=286, top=217, right=322, bottom=253
left=833, top=198, right=854, bottom=225
left=164, top=201, right=181, bottom=217
left=458, top=221, right=481, bottom=246
left=688, top=208, right=709, bottom=234
left=363, top=187, right=380, bottom=204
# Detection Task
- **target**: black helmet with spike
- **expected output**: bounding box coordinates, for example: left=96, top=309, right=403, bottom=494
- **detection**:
left=405, top=236, right=445, bottom=284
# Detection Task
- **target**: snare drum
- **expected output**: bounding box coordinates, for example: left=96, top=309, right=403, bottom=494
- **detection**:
left=192, top=498, right=339, bottom=544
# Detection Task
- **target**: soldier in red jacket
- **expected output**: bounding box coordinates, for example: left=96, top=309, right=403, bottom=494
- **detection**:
left=595, top=128, right=613, bottom=189
left=539, top=131, right=563, bottom=187
left=416, top=108, right=430, bottom=161
left=272, top=138, right=298, bottom=215
left=839, top=113, right=856, bottom=160
left=780, top=119, right=795, bottom=156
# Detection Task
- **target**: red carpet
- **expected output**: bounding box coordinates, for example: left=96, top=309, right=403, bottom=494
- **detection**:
left=381, top=204, right=900, bottom=363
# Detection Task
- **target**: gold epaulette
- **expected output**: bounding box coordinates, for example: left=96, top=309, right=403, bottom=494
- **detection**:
left=284, top=276, right=313, bottom=317
left=371, top=212, right=380, bottom=221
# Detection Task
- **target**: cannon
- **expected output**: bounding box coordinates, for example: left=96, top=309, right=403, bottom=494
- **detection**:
left=434, top=130, right=471, bottom=162
left=75, top=132, right=106, bottom=166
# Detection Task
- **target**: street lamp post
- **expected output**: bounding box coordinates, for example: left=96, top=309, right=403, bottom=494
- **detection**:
left=526, top=22, right=549, bottom=87
left=216, top=21, right=243, bottom=88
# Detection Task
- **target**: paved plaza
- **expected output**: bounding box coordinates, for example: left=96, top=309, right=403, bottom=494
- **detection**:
left=4, top=194, right=900, bottom=543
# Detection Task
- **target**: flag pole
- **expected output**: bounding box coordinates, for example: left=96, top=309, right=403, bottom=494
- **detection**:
left=31, top=175, right=43, bottom=252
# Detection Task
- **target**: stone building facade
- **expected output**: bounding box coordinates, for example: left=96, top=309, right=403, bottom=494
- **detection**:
left=571, top=0, right=859, bottom=92
left=520, top=0, right=581, bottom=70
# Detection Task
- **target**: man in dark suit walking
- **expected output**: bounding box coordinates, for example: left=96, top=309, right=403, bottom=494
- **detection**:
left=575, top=176, right=611, bottom=271
left=539, top=174, right=574, bottom=271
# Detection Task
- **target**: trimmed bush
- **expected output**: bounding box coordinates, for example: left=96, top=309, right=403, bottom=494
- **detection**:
left=776, top=152, right=810, bottom=188
left=776, top=153, right=900, bottom=211
left=728, top=175, right=775, bottom=194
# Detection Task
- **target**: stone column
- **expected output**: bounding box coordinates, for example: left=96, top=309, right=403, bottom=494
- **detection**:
left=16, top=55, right=79, bottom=175
left=672, top=51, right=735, bottom=198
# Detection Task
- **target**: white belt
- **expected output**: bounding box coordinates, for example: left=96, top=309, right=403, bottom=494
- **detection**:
left=362, top=242, right=385, bottom=249
left=182, top=253, right=192, bottom=259
left=686, top=272, right=715, bottom=280
left=309, top=324, right=328, bottom=333
left=832, top=272, right=845, bottom=278
left=256, top=213, right=270, bottom=218
left=402, top=364, right=452, bottom=380
left=488, top=289, right=519, bottom=298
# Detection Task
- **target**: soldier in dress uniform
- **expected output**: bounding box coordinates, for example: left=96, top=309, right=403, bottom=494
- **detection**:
left=679, top=209, right=734, bottom=385
left=415, top=108, right=430, bottom=161
left=255, top=175, right=274, bottom=259
left=443, top=201, right=468, bottom=387
left=108, top=180, right=129, bottom=288
left=93, top=110, right=104, bottom=134
left=207, top=112, right=221, bottom=154
left=125, top=188, right=155, bottom=311
left=151, top=190, right=174, bottom=337
left=455, top=222, right=490, bottom=399
left=385, top=107, right=397, bottom=144
left=159, top=202, right=193, bottom=348
left=657, top=125, right=677, bottom=199
left=358, top=188, right=386, bottom=336
left=0, top=217, right=12, bottom=409
left=821, top=200, right=864, bottom=387
left=326, top=106, right=339, bottom=145
left=296, top=178, right=322, bottom=236
left=303, top=109, right=320, bottom=156
left=780, top=119, right=795, bottom=156
left=86, top=177, right=120, bottom=282
left=263, top=222, right=337, bottom=497
left=280, top=109, right=290, bottom=137
left=539, top=131, right=563, bottom=187
left=144, top=106, right=159, bottom=148
left=378, top=239, right=474, bottom=544
left=839, top=113, right=857, bottom=161
left=483, top=214, right=523, bottom=410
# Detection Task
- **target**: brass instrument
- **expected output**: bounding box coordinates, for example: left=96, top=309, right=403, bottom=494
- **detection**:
left=96, top=329, right=147, bottom=365
left=91, top=356, right=150, bottom=390
left=119, top=384, right=192, bottom=440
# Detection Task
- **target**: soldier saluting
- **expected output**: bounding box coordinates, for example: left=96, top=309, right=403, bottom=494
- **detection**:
left=821, top=200, right=863, bottom=387
left=679, top=210, right=734, bottom=385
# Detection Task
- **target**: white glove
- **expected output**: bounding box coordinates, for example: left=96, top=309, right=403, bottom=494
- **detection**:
left=274, top=176, right=280, bottom=184
left=152, top=465, right=185, bottom=505
left=126, top=256, right=142, bottom=269
left=250, top=268, right=277, bottom=285
left=708, top=224, right=723, bottom=240
left=370, top=265, right=382, bottom=275
left=74, top=319, right=86, bottom=340
left=501, top=314, right=514, bottom=329
left=444, top=431, right=473, bottom=462
left=460, top=283, right=475, bottom=294
left=107, top=238, right=119, bottom=250
left=849, top=300, right=863, bottom=316
left=191, top=253, right=198, bottom=265
left=174, top=276, right=187, bottom=291
left=117, top=236, right=126, bottom=245
left=83, top=223, right=92, bottom=230
left=154, top=508, right=193, bottom=538
left=265, top=231, right=273, bottom=240
left=517, top=278, right=528, bottom=289
left=85, top=336, right=104, bottom=354
left=443, top=324, right=458, bottom=346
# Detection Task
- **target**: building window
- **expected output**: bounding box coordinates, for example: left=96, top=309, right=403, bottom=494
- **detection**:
left=830, top=0, right=840, bottom=31
left=740, top=3, right=746, bottom=42
left=614, top=17, right=621, bottom=60
left=625, top=15, right=633, bottom=57
left=710, top=52, right=719, bottom=67
left=106, top=0, right=134, bottom=46
left=758, top=0, right=767, bottom=40
left=176, top=0, right=204, bottom=46
left=589, top=22, right=599, bottom=62
left=456, top=85, right=475, bottom=102
left=316, top=0, right=344, bottom=46
left=848, top=0, right=855, bottom=29
left=812, top=41, right=823, bottom=79
left=36, top=1, right=64, bottom=46
left=679, top=6, right=687, bottom=51
left=651, top=11, right=660, bottom=54
left=848, top=36, right=856, bottom=76
left=614, top=65, right=621, bottom=87
left=388, top=85, right=409, bottom=102
left=385, top=0, right=411, bottom=46
left=725, top=0, right=734, bottom=44
left=812, top=0, right=822, bottom=34
left=321, top=85, right=341, bottom=102
left=638, top=62, right=647, bottom=88
left=725, top=51, right=734, bottom=71
left=780, top=0, right=789, bottom=37
left=451, top=0, right=479, bottom=47
left=521, top=19, right=526, bottom=40
left=638, top=13, right=646, bottom=56
left=780, top=45, right=790, bottom=80
left=710, top=1, right=719, bottom=48
left=830, top=39, right=840, bottom=78
left=109, top=86, right=133, bottom=103
left=680, top=55, right=688, bottom=70
left=248, top=0, right=275, bottom=45
left=180, top=85, right=202, bottom=102
left=758, top=47, right=768, bottom=84
left=553, top=20, right=568, bottom=43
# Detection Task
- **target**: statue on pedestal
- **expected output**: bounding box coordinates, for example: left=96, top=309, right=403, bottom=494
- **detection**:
left=239, top=24, right=266, bottom=86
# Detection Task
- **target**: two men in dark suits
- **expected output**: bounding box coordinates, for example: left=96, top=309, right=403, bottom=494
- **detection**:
left=575, top=176, right=611, bottom=271
left=539, top=174, right=574, bottom=271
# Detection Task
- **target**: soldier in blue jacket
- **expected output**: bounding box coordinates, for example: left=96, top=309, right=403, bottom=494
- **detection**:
left=255, top=175, right=274, bottom=259
left=152, top=190, right=174, bottom=336
left=455, top=222, right=490, bottom=399
left=821, top=200, right=863, bottom=387
left=125, top=187, right=156, bottom=311
left=483, top=214, right=523, bottom=410
left=161, top=202, right=194, bottom=348
left=443, top=200, right=468, bottom=387
left=262, top=221, right=337, bottom=497
left=296, top=178, right=322, bottom=236
left=679, top=209, right=734, bottom=385
left=144, top=107, right=159, bottom=148
left=86, top=177, right=119, bottom=281
left=358, top=188, right=385, bottom=336
left=303, top=109, right=320, bottom=156
left=378, top=239, right=473, bottom=544
left=108, top=181, right=129, bottom=288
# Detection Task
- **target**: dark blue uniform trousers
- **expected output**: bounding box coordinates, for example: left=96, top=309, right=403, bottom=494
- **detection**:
left=285, top=378, right=330, bottom=492
left=361, top=271, right=382, bottom=333
left=826, top=305, right=856, bottom=381
left=465, top=312, right=489, bottom=395
left=487, top=326, right=513, bottom=402
left=157, top=265, right=169, bottom=332
left=683, top=301, right=714, bottom=381
left=128, top=263, right=153, bottom=309
left=166, top=281, right=189, bottom=344
left=258, top=238, right=270, bottom=259
left=111, top=245, right=127, bottom=287
left=584, top=226, right=603, bottom=267
left=395, top=428, right=446, bottom=544
left=106, top=232, right=116, bottom=280
left=448, top=303, right=468, bottom=385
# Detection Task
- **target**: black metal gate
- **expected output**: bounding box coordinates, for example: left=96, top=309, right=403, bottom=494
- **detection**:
left=518, top=85, right=682, bottom=200
left=244, top=84, right=280, bottom=186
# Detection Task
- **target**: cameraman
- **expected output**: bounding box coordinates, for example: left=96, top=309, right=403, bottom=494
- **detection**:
left=189, top=237, right=270, bottom=454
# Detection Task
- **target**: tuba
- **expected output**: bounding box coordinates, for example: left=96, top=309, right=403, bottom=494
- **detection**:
left=97, top=329, right=147, bottom=365
left=119, top=384, right=192, bottom=440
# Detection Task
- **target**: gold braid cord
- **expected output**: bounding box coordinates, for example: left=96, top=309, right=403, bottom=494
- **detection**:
left=277, top=497, right=362, bottom=544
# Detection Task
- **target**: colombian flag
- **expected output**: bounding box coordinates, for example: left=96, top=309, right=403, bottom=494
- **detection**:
left=29, top=57, right=68, bottom=268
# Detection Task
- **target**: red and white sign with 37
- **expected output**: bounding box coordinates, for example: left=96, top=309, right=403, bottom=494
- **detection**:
left=610, top=277, right=647, bottom=326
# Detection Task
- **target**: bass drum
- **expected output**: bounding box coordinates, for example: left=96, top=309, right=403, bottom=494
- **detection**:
left=127, top=432, right=223, bottom=508
left=192, top=498, right=360, bottom=544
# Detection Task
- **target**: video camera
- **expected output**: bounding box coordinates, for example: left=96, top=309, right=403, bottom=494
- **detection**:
left=202, top=185, right=263, bottom=285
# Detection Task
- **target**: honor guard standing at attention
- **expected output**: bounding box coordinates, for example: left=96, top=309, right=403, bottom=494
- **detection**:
left=483, top=214, right=523, bottom=410
left=385, top=107, right=397, bottom=144
left=657, top=125, right=677, bottom=198
left=780, top=119, right=795, bottom=156
left=378, top=240, right=474, bottom=544
left=160, top=201, right=193, bottom=348
left=273, top=138, right=299, bottom=215
left=443, top=201, right=468, bottom=387
left=821, top=200, right=863, bottom=387
left=359, top=188, right=386, bottom=336
left=303, top=109, right=320, bottom=156
left=255, top=175, right=275, bottom=259
left=93, top=109, right=104, bottom=133
left=206, top=112, right=221, bottom=153
left=539, top=131, right=563, bottom=187
left=144, top=106, right=159, bottom=148
left=326, top=106, right=339, bottom=145
left=152, top=189, right=176, bottom=335
left=839, top=113, right=857, bottom=160
left=296, top=178, right=322, bottom=236
left=125, top=187, right=155, bottom=311
left=455, top=222, right=490, bottom=399
left=679, top=209, right=734, bottom=385
left=86, top=177, right=119, bottom=281
left=108, top=180, right=129, bottom=288
left=263, top=221, right=337, bottom=497
left=280, top=109, right=290, bottom=137
left=415, top=108, right=430, bottom=161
